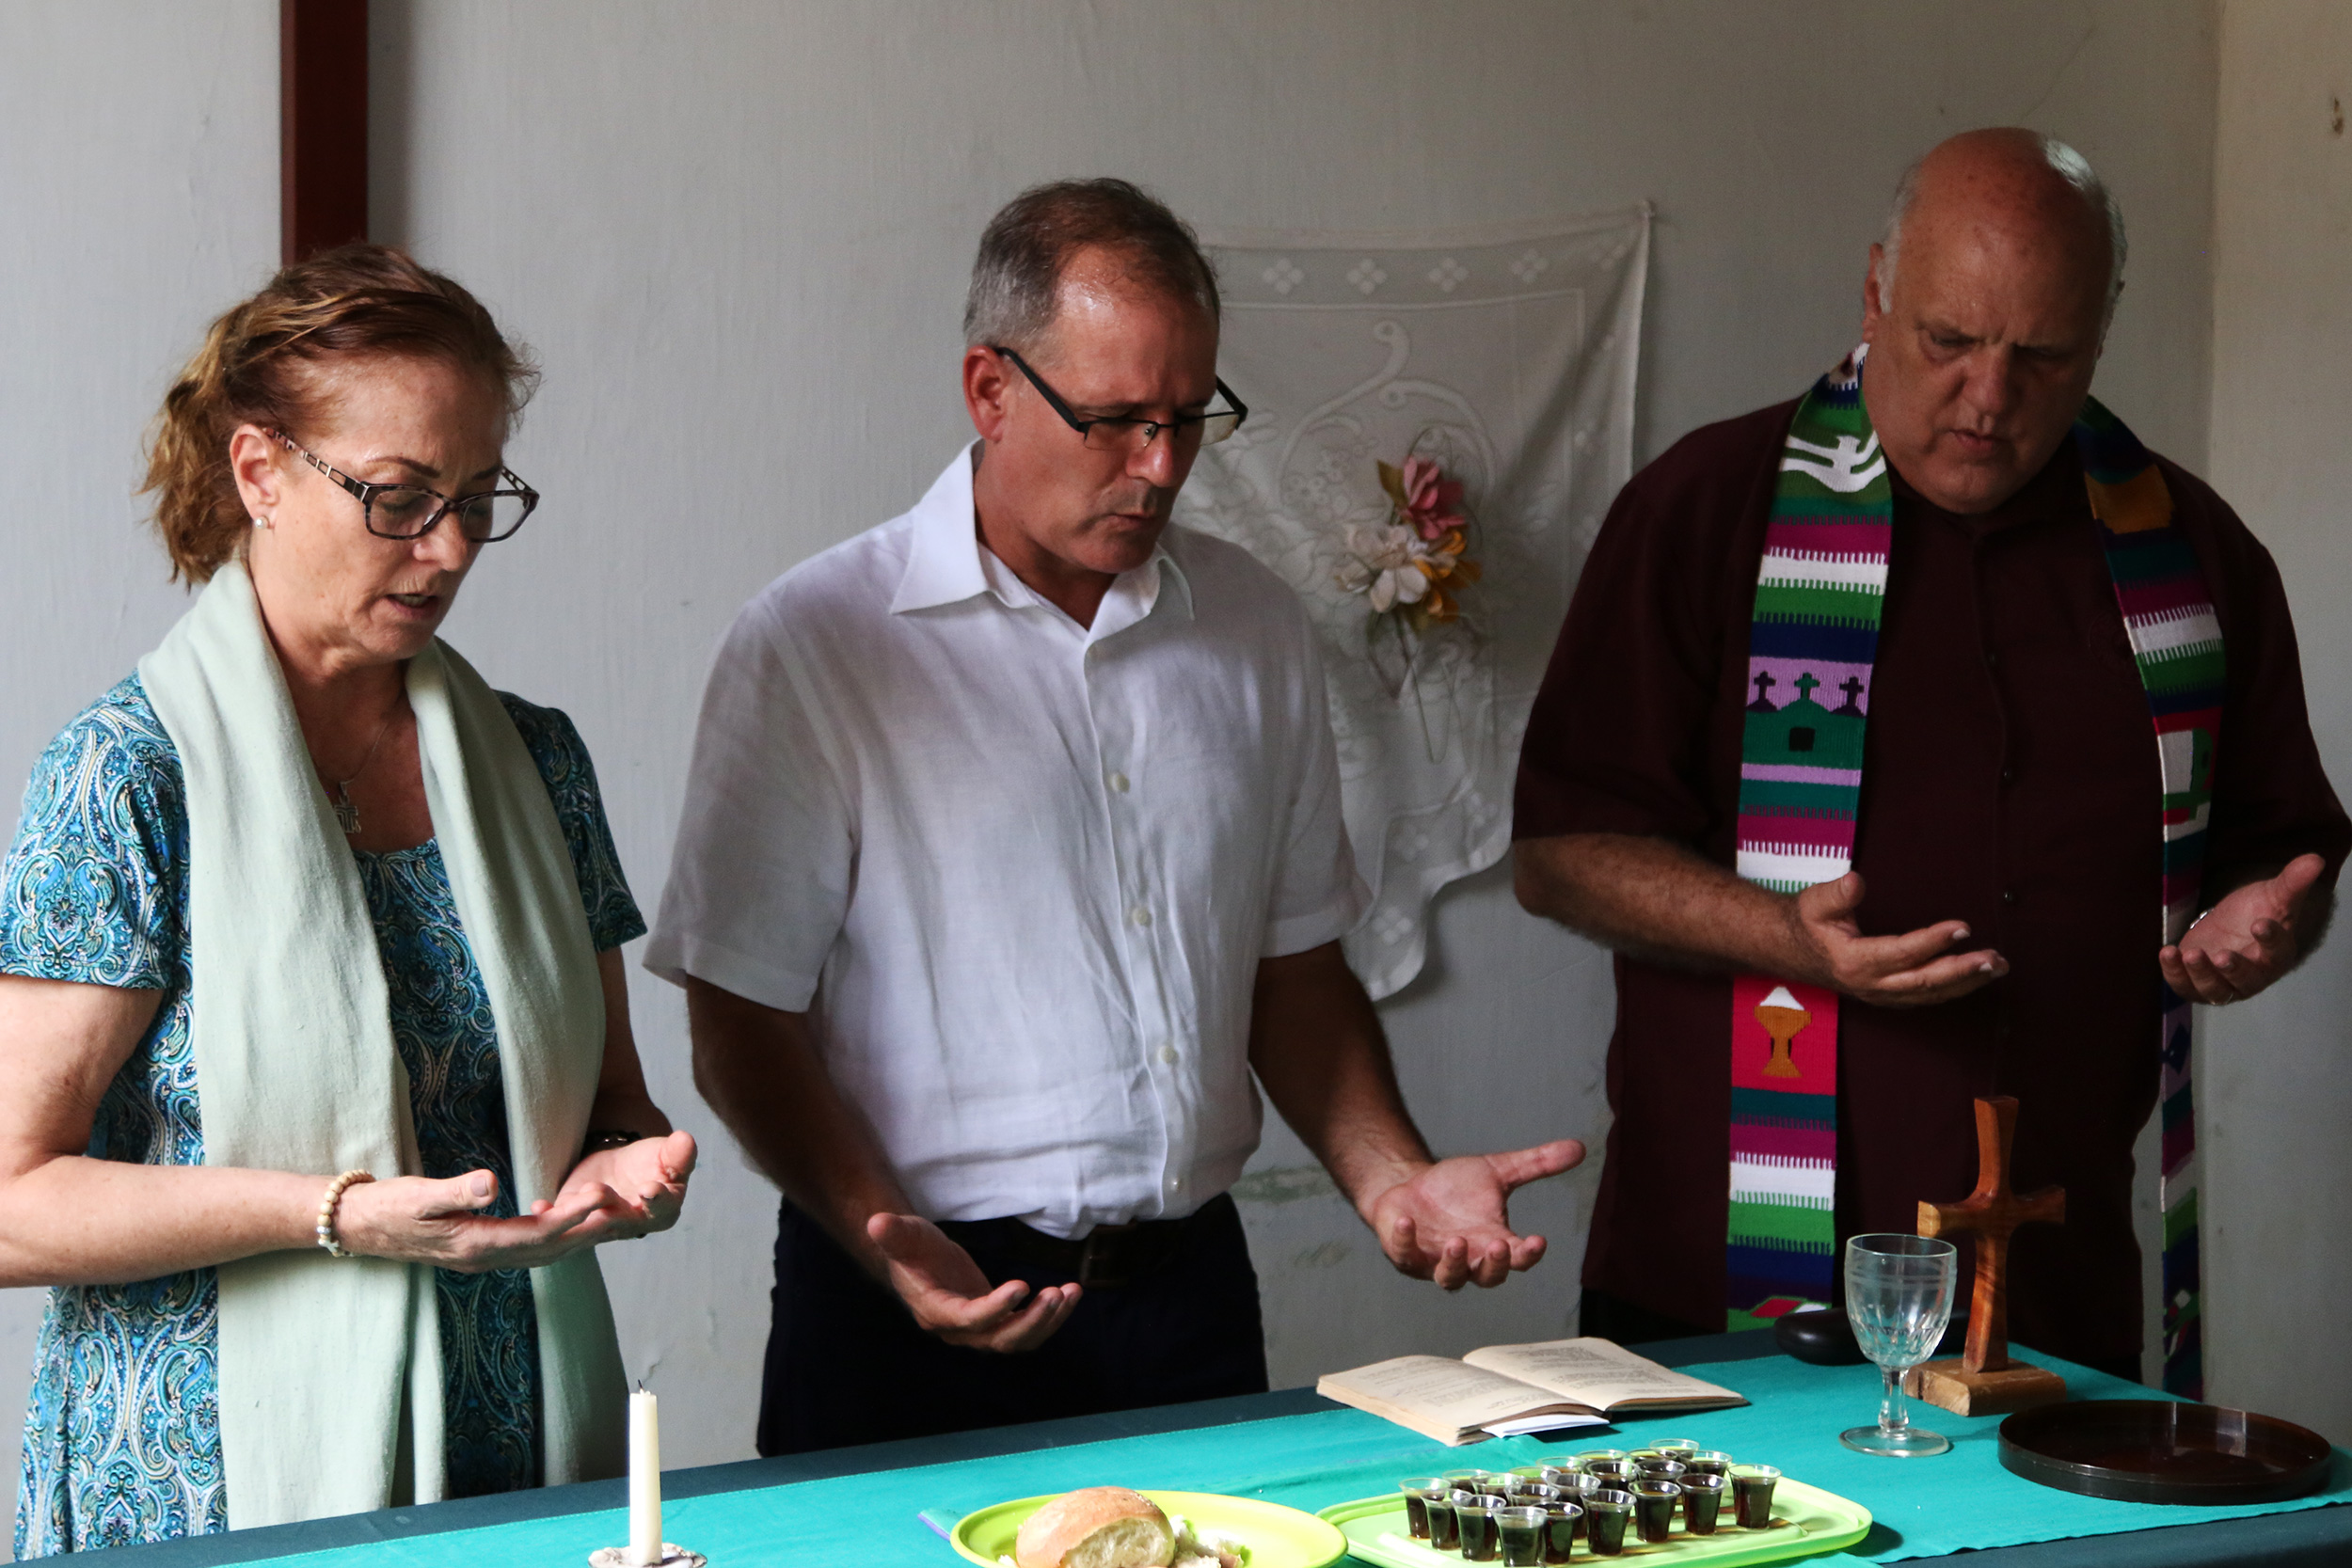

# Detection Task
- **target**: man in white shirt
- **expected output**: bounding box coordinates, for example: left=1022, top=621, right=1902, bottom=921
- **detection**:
left=648, top=179, right=1582, bottom=1453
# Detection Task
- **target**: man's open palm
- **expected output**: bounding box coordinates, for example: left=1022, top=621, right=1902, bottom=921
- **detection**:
left=2162, top=853, right=2327, bottom=1005
left=1368, top=1140, right=1584, bottom=1291
left=1793, top=873, right=2006, bottom=1006
left=866, top=1212, right=1080, bottom=1353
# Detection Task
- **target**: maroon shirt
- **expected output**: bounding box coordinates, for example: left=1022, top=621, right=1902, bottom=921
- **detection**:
left=1514, top=400, right=2350, bottom=1363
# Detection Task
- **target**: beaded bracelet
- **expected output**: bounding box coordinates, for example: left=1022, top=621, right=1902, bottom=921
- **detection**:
left=315, top=1169, right=376, bottom=1258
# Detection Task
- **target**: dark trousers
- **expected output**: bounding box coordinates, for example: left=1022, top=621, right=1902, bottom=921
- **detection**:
left=756, top=1194, right=1270, bottom=1456
left=1579, top=1286, right=2144, bottom=1387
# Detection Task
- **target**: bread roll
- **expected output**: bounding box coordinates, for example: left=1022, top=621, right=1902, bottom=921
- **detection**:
left=1015, top=1487, right=1176, bottom=1568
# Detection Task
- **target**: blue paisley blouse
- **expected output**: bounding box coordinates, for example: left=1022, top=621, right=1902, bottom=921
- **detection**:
left=0, top=675, right=645, bottom=1557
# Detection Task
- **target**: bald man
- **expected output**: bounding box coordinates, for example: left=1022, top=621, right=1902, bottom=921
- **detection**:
left=1513, top=129, right=2347, bottom=1388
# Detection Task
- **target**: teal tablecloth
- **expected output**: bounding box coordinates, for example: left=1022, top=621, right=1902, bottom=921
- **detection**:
left=215, top=1348, right=2349, bottom=1567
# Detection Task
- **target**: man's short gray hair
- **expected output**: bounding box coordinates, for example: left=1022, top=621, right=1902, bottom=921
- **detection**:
left=963, top=178, right=1220, bottom=355
left=1880, top=132, right=2128, bottom=331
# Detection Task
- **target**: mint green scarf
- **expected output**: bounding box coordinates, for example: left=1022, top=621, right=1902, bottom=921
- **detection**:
left=140, top=559, right=626, bottom=1527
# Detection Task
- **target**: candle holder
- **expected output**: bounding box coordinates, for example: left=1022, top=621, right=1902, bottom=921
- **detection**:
left=589, top=1547, right=705, bottom=1567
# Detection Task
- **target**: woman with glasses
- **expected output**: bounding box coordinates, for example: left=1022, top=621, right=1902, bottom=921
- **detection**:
left=0, top=245, right=692, bottom=1555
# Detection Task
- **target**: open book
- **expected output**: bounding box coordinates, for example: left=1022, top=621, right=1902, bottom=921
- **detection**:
left=1316, top=1337, right=1748, bottom=1447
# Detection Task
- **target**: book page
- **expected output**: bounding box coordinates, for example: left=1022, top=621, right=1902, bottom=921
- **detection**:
left=1479, top=1411, right=1613, bottom=1439
left=1462, top=1338, right=1744, bottom=1410
left=1318, top=1354, right=1595, bottom=1431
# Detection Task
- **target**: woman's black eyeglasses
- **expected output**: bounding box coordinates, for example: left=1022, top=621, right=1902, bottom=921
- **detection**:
left=269, top=430, right=539, bottom=543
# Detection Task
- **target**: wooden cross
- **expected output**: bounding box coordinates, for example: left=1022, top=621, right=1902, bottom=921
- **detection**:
left=1915, top=1096, right=2065, bottom=1373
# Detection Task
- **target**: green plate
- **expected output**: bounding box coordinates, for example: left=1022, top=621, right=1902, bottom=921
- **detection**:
left=1317, top=1479, right=1871, bottom=1568
left=951, top=1489, right=1349, bottom=1568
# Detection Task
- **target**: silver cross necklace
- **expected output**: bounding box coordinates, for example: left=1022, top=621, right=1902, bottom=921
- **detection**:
left=323, top=709, right=398, bottom=837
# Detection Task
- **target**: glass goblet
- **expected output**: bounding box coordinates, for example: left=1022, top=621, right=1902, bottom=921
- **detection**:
left=1839, top=1232, right=1958, bottom=1457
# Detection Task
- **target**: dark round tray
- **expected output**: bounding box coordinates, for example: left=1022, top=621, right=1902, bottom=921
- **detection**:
left=1998, top=1400, right=2334, bottom=1505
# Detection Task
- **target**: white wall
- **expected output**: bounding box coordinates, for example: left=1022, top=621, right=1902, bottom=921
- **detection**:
left=0, top=0, right=2232, bottom=1528
left=2204, top=0, right=2352, bottom=1446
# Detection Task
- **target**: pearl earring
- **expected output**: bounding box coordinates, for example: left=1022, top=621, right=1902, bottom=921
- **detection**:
left=251, top=515, right=271, bottom=529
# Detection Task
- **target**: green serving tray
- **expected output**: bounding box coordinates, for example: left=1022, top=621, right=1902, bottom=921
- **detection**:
left=952, top=1489, right=1350, bottom=1568
left=1316, top=1479, right=1870, bottom=1568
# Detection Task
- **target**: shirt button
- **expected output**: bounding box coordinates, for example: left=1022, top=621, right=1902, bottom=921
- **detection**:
left=1168, top=1177, right=1183, bottom=1192
left=1158, top=1044, right=1179, bottom=1066
left=2001, top=890, right=2018, bottom=905
left=1130, top=906, right=1153, bottom=927
left=2000, top=768, right=2016, bottom=785
left=1985, top=651, right=2001, bottom=670
left=1108, top=771, right=1130, bottom=793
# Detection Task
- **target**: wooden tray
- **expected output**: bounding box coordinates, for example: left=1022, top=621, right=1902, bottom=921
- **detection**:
left=1997, top=1400, right=2334, bottom=1505
left=1317, top=1480, right=1871, bottom=1568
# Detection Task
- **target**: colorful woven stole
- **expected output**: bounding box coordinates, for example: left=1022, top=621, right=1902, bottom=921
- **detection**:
left=1725, top=347, right=2221, bottom=1398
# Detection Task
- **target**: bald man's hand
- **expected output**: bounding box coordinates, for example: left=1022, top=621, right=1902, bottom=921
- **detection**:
left=1515, top=836, right=2004, bottom=1010
left=1791, top=873, right=2008, bottom=1007
left=2162, top=854, right=2328, bottom=1006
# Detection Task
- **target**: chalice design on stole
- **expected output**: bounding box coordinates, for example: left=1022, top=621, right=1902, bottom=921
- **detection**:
left=1755, top=986, right=1811, bottom=1077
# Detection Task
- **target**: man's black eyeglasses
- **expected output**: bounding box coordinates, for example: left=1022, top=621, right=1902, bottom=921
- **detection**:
left=270, top=430, right=540, bottom=543
left=991, top=346, right=1247, bottom=452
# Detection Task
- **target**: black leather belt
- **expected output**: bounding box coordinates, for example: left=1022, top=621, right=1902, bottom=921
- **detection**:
left=939, top=1195, right=1228, bottom=1291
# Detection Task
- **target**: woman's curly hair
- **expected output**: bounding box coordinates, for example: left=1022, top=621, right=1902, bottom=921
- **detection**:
left=143, top=244, right=537, bottom=582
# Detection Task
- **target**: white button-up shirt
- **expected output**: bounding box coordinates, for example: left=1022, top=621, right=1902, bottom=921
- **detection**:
left=646, top=446, right=1367, bottom=1238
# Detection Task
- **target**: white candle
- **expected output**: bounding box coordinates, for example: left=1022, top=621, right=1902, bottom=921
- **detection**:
left=628, top=1385, right=662, bottom=1566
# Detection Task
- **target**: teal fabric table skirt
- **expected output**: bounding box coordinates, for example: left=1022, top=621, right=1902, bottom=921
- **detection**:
left=104, top=1345, right=2347, bottom=1567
